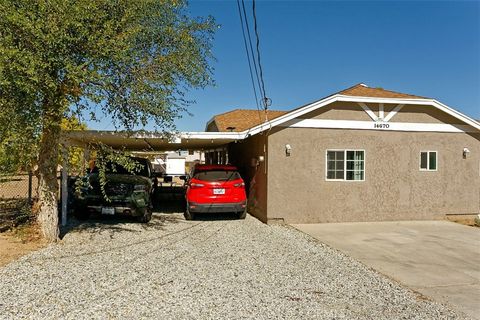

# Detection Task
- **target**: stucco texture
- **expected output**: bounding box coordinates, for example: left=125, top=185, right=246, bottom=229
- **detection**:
left=266, top=103, right=480, bottom=223
left=304, top=101, right=465, bottom=124
left=228, top=134, right=269, bottom=222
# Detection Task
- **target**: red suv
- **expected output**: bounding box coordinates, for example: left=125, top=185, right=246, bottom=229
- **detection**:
left=184, top=164, right=247, bottom=220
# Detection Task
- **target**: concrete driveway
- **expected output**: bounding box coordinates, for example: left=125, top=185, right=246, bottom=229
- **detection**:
left=292, top=221, right=480, bottom=320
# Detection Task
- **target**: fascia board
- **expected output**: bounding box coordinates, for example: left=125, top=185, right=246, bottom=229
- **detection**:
left=239, top=94, right=480, bottom=135
left=431, top=100, right=480, bottom=130
left=180, top=132, right=245, bottom=140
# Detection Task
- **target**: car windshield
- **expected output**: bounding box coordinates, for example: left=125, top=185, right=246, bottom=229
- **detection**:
left=91, top=158, right=151, bottom=177
left=193, top=170, right=241, bottom=182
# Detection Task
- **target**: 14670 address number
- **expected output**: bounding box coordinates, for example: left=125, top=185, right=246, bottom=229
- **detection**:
left=374, top=123, right=390, bottom=129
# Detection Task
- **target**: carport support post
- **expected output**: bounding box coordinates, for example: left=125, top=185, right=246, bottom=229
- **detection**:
left=83, top=148, right=90, bottom=173
left=61, top=145, right=69, bottom=227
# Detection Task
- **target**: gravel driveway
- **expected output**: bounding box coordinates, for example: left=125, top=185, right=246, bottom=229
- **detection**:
left=0, top=214, right=466, bottom=319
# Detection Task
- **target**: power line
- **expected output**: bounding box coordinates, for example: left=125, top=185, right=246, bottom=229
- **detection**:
left=236, top=0, right=259, bottom=109
left=240, top=0, right=263, bottom=106
left=236, top=0, right=262, bottom=123
left=252, top=0, right=269, bottom=109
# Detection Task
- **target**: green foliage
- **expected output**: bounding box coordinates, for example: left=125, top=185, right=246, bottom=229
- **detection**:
left=75, top=143, right=144, bottom=202
left=60, top=116, right=87, bottom=174
left=0, top=0, right=216, bottom=239
left=0, top=0, right=216, bottom=164
left=94, top=145, right=143, bottom=202
left=0, top=111, right=39, bottom=174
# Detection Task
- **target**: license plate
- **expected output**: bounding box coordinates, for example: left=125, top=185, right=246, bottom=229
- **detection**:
left=213, top=188, right=225, bottom=195
left=101, top=207, right=115, bottom=215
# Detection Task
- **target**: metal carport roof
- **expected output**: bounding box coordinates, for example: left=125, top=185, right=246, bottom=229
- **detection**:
left=59, top=130, right=244, bottom=227
left=63, top=130, right=245, bottom=151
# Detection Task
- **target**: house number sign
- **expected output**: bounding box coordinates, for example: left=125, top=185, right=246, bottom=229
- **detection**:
left=374, top=123, right=390, bottom=129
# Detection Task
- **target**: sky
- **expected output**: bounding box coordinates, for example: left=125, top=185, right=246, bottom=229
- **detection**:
left=88, top=0, right=480, bottom=132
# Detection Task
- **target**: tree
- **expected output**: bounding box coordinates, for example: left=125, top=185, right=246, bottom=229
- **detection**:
left=61, top=116, right=88, bottom=174
left=0, top=0, right=216, bottom=242
left=0, top=115, right=86, bottom=174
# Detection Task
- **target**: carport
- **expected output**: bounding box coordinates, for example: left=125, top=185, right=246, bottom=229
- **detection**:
left=60, top=129, right=246, bottom=226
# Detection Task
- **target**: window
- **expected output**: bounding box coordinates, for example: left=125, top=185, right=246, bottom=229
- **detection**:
left=420, top=151, right=437, bottom=171
left=193, top=170, right=241, bottom=182
left=326, top=150, right=365, bottom=181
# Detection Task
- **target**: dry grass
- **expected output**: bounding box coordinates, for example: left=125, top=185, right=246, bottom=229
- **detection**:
left=446, top=215, right=479, bottom=228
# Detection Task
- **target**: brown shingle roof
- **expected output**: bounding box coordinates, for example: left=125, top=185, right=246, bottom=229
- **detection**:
left=207, top=84, right=430, bottom=132
left=208, top=109, right=288, bottom=132
left=338, top=83, right=428, bottom=99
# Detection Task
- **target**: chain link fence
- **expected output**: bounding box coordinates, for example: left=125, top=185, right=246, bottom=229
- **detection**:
left=0, top=172, right=38, bottom=231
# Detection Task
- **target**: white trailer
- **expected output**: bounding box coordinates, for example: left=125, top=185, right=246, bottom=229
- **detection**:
left=165, top=155, right=186, bottom=176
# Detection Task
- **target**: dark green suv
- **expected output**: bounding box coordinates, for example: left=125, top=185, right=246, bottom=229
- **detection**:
left=74, top=157, right=154, bottom=222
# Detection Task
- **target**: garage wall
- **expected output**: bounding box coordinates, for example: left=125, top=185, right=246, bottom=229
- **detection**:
left=267, top=127, right=480, bottom=224
left=228, top=134, right=269, bottom=222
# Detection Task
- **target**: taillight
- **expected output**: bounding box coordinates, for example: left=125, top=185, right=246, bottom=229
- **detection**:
left=190, top=182, right=205, bottom=189
left=233, top=182, right=245, bottom=188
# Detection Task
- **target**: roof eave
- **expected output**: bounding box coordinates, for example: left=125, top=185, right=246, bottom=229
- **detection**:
left=237, top=94, right=480, bottom=136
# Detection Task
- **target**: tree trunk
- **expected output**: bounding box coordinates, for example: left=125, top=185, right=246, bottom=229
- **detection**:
left=37, top=119, right=61, bottom=242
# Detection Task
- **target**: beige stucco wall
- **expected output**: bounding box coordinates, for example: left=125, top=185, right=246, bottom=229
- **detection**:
left=267, top=127, right=480, bottom=224
left=305, top=101, right=465, bottom=124
left=228, top=134, right=269, bottom=222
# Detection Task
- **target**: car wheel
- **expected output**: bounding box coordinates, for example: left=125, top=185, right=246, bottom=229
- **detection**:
left=184, top=203, right=194, bottom=220
left=138, top=207, right=152, bottom=223
left=238, top=209, right=247, bottom=220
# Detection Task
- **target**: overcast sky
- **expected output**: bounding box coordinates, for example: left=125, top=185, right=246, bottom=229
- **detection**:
left=88, top=0, right=480, bottom=132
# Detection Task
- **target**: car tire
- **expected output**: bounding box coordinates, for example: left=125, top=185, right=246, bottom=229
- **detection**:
left=184, top=203, right=194, bottom=220
left=138, top=207, right=152, bottom=223
left=238, top=209, right=247, bottom=220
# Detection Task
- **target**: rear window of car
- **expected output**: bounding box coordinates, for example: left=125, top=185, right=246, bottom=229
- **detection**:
left=193, top=170, right=241, bottom=182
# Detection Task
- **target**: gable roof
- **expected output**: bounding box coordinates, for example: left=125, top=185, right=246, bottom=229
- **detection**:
left=207, top=83, right=479, bottom=136
left=206, top=109, right=288, bottom=132
left=338, top=83, right=428, bottom=99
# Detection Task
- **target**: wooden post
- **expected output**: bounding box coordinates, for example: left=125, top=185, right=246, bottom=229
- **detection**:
left=28, top=170, right=33, bottom=204
left=61, top=146, right=68, bottom=227
left=83, top=148, right=90, bottom=174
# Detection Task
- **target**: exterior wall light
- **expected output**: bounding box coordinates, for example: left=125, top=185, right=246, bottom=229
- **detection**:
left=463, top=147, right=470, bottom=158
left=258, top=155, right=265, bottom=162
left=285, top=144, right=292, bottom=157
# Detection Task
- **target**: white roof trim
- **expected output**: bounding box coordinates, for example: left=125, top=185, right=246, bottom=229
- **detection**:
left=65, top=94, right=480, bottom=148
left=180, top=131, right=244, bottom=140
left=237, top=94, right=480, bottom=136
left=65, top=130, right=243, bottom=143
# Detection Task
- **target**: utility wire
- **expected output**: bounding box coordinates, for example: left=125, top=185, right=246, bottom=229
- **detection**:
left=252, top=0, right=269, bottom=110
left=236, top=0, right=262, bottom=123
left=240, top=0, right=263, bottom=105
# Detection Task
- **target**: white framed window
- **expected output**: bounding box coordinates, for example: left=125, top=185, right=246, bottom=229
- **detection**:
left=326, top=150, right=365, bottom=181
left=420, top=151, right=437, bottom=171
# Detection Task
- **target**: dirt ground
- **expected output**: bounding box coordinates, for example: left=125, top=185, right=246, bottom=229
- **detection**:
left=0, top=223, right=46, bottom=267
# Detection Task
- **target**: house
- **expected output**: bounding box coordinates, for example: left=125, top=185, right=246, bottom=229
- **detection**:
left=205, top=84, right=480, bottom=224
